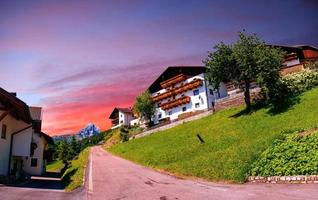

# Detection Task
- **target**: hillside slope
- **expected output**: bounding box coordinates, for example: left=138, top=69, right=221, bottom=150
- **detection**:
left=109, top=88, right=318, bottom=183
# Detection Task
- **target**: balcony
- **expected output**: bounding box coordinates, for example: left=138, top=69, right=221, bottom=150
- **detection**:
left=160, top=74, right=187, bottom=88
left=111, top=118, right=119, bottom=127
left=153, top=79, right=203, bottom=102
left=160, top=96, right=191, bottom=110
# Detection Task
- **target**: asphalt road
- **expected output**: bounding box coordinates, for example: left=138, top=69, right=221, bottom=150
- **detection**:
left=1, top=146, right=317, bottom=200
left=87, top=146, right=318, bottom=200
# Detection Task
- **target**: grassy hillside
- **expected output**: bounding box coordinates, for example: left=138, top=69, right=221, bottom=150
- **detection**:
left=109, top=88, right=318, bottom=183
left=62, top=148, right=90, bottom=192
left=46, top=160, right=64, bottom=173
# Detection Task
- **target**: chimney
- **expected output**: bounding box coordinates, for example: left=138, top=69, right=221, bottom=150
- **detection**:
left=10, top=92, right=17, bottom=96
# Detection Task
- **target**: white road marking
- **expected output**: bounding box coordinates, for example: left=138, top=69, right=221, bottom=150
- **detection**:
left=88, top=150, right=93, bottom=193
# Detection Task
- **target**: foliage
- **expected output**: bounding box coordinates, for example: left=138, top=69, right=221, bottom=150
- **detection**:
left=109, top=88, right=318, bottom=183
left=133, top=90, right=155, bottom=124
left=204, top=30, right=285, bottom=112
left=119, top=127, right=129, bottom=142
left=250, top=131, right=318, bottom=176
left=62, top=148, right=90, bottom=192
left=282, top=70, right=318, bottom=95
left=304, top=61, right=318, bottom=71
left=54, top=130, right=109, bottom=165
left=58, top=140, right=72, bottom=165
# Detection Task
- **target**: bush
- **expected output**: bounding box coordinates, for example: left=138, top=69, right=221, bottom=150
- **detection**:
left=282, top=70, right=318, bottom=95
left=119, top=127, right=129, bottom=142
left=250, top=131, right=318, bottom=176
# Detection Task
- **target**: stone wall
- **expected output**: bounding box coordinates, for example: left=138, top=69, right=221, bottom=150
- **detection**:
left=248, top=175, right=318, bottom=184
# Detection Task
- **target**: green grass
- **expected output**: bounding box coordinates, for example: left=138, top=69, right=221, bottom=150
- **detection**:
left=62, top=148, right=90, bottom=192
left=46, top=160, right=64, bottom=173
left=109, top=88, right=318, bottom=183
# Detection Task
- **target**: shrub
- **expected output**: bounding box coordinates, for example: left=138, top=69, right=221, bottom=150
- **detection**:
left=282, top=70, right=318, bottom=95
left=119, top=127, right=129, bottom=142
left=250, top=131, right=318, bottom=176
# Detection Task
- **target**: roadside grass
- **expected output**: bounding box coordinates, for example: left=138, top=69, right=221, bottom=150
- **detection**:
left=62, top=148, right=90, bottom=192
left=109, top=88, right=318, bottom=183
left=46, top=160, right=65, bottom=173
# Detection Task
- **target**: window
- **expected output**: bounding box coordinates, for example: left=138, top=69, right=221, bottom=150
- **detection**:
left=195, top=103, right=200, bottom=108
left=182, top=107, right=186, bottom=112
left=168, top=111, right=172, bottom=115
left=158, top=114, right=162, bottom=119
left=31, top=158, right=38, bottom=167
left=1, top=124, right=7, bottom=139
left=209, top=89, right=214, bottom=95
left=120, top=120, right=123, bottom=124
left=193, top=89, right=199, bottom=96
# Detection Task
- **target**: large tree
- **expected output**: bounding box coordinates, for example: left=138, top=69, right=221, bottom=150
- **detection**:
left=204, top=31, right=285, bottom=112
left=133, top=90, right=155, bottom=126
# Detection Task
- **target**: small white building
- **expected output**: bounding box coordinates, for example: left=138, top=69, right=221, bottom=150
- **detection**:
left=0, top=88, right=52, bottom=182
left=148, top=66, right=228, bottom=125
left=109, top=107, right=135, bottom=129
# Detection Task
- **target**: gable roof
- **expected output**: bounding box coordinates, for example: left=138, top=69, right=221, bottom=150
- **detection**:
left=109, top=107, right=132, bottom=119
left=0, top=87, right=32, bottom=123
left=148, top=66, right=206, bottom=93
left=269, top=44, right=318, bottom=60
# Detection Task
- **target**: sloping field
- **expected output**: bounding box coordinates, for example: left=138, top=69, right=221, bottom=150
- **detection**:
left=109, top=88, right=318, bottom=183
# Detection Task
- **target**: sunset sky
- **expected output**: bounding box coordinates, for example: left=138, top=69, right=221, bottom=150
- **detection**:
left=1, top=0, right=317, bottom=136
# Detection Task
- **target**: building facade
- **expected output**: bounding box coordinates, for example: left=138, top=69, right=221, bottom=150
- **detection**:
left=148, top=66, right=228, bottom=125
left=0, top=88, right=52, bottom=181
left=109, top=107, right=135, bottom=129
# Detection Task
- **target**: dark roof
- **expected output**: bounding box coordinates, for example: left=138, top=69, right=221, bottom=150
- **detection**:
left=109, top=107, right=132, bottom=119
left=269, top=44, right=318, bottom=60
left=0, top=87, right=32, bottom=123
left=148, top=66, right=206, bottom=93
left=41, top=132, right=54, bottom=144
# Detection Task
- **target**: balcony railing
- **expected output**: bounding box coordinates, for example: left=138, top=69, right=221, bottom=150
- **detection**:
left=153, top=79, right=203, bottom=102
left=160, top=96, right=191, bottom=110
left=160, top=74, right=187, bottom=88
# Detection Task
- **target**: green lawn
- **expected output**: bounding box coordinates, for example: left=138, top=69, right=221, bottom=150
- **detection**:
left=109, top=88, right=318, bottom=183
left=46, top=160, right=65, bottom=173
left=62, top=148, right=90, bottom=192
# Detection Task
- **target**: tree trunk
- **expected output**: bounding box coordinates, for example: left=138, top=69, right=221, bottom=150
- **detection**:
left=244, top=80, right=251, bottom=112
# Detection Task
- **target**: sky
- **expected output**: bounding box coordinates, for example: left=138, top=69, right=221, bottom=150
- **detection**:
left=1, top=0, right=317, bottom=136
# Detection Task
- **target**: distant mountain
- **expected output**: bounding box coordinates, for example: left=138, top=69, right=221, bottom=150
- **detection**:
left=75, top=123, right=100, bottom=140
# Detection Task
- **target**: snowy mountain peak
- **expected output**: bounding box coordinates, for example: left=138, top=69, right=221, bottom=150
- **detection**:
left=76, top=123, right=100, bottom=140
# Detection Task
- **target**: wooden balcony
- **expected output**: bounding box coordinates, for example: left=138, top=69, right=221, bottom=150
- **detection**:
left=111, top=118, right=119, bottom=127
left=153, top=79, right=203, bottom=102
left=160, top=74, right=187, bottom=88
left=160, top=96, right=191, bottom=110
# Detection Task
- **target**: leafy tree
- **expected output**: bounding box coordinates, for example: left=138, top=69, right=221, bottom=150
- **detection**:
left=204, top=30, right=285, bottom=112
left=133, top=90, right=155, bottom=125
left=58, top=140, right=71, bottom=166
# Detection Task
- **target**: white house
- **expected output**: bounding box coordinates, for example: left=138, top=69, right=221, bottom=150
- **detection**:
left=109, top=107, right=135, bottom=129
left=0, top=88, right=52, bottom=182
left=148, top=66, right=228, bottom=125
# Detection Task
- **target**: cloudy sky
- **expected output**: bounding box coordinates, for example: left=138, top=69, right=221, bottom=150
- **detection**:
left=1, top=0, right=317, bottom=135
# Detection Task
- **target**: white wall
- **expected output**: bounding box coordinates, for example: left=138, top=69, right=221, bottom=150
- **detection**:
left=152, top=73, right=228, bottom=125
left=284, top=58, right=300, bottom=67
left=23, top=132, right=47, bottom=176
left=0, top=111, right=31, bottom=176
left=118, top=111, right=134, bottom=127
left=12, top=127, right=32, bottom=157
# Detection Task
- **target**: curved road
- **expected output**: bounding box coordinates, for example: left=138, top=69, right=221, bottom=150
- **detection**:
left=87, top=146, right=318, bottom=200
left=1, top=146, right=317, bottom=200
